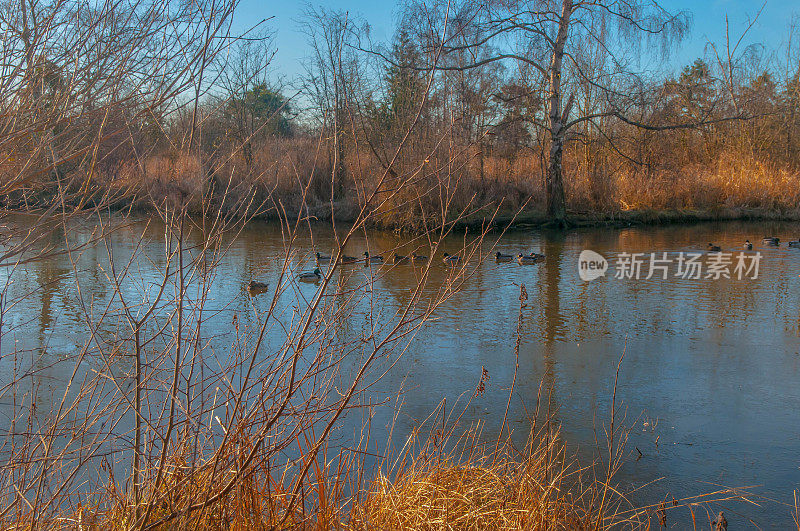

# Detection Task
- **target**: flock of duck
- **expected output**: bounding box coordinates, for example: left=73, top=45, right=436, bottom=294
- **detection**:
left=708, top=236, right=800, bottom=252
left=248, top=249, right=546, bottom=292
left=249, top=235, right=799, bottom=292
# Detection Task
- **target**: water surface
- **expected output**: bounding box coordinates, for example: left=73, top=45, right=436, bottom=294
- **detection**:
left=2, top=217, right=800, bottom=526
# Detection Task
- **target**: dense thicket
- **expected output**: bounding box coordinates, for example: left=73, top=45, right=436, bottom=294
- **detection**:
left=3, top=1, right=799, bottom=230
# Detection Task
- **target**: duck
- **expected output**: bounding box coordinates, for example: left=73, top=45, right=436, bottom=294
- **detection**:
left=517, top=253, right=544, bottom=264
left=341, top=254, right=359, bottom=264
left=412, top=253, right=428, bottom=264
left=763, top=237, right=780, bottom=246
left=442, top=252, right=461, bottom=264
left=789, top=240, right=800, bottom=248
left=744, top=240, right=753, bottom=250
left=363, top=251, right=384, bottom=264
left=707, top=243, right=721, bottom=252
left=248, top=280, right=269, bottom=293
left=298, top=268, right=322, bottom=281
left=315, top=251, right=331, bottom=264
left=393, top=253, right=410, bottom=264
left=495, top=251, right=513, bottom=262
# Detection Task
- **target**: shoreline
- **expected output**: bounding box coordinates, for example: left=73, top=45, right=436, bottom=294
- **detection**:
left=471, top=206, right=800, bottom=232
left=5, top=204, right=800, bottom=233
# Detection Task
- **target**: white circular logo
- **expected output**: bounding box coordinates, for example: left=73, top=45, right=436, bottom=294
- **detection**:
left=578, top=250, right=608, bottom=281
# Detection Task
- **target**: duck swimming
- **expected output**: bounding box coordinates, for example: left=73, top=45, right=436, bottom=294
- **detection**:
left=517, top=253, right=545, bottom=264
left=298, top=268, right=322, bottom=281
left=364, top=251, right=384, bottom=264
left=412, top=253, right=428, bottom=263
left=248, top=280, right=269, bottom=293
left=707, top=243, right=721, bottom=252
left=789, top=240, right=800, bottom=248
left=393, top=253, right=410, bottom=264
left=763, top=237, right=780, bottom=246
left=495, top=251, right=513, bottom=262
left=443, top=252, right=461, bottom=264
left=744, top=240, right=752, bottom=250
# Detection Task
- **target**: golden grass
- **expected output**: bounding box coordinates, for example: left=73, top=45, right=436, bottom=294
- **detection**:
left=19, top=130, right=796, bottom=230
left=350, top=442, right=593, bottom=530
left=38, top=424, right=622, bottom=530
left=65, top=439, right=290, bottom=530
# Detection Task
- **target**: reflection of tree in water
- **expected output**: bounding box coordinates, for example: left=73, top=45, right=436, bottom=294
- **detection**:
left=35, top=256, right=67, bottom=342
left=599, top=224, right=768, bottom=337
left=540, top=231, right=567, bottom=345
left=26, top=250, right=73, bottom=428
left=536, top=230, right=567, bottom=429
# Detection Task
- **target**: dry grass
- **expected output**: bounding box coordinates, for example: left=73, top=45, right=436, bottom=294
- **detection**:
left=45, top=424, right=620, bottom=531
left=349, top=429, right=598, bottom=530
left=88, top=138, right=800, bottom=230
left=7, top=124, right=800, bottom=231
left=613, top=157, right=800, bottom=212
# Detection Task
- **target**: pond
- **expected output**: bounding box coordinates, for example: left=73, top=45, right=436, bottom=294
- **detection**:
left=2, top=216, right=799, bottom=526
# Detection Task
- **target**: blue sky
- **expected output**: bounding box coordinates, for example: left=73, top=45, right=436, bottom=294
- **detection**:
left=234, top=0, right=798, bottom=83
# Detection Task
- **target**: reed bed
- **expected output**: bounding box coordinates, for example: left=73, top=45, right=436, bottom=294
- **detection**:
left=80, top=143, right=800, bottom=231
left=350, top=429, right=594, bottom=530
left=34, top=425, right=621, bottom=530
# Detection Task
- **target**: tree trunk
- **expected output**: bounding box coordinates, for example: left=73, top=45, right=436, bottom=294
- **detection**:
left=545, top=0, right=572, bottom=222
left=334, top=106, right=347, bottom=199
left=479, top=138, right=485, bottom=186
left=547, top=135, right=566, bottom=220
left=788, top=108, right=793, bottom=161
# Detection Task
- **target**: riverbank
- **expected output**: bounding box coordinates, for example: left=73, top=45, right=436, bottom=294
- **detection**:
left=6, top=147, right=800, bottom=235
left=482, top=206, right=800, bottom=231
left=6, top=199, right=800, bottom=236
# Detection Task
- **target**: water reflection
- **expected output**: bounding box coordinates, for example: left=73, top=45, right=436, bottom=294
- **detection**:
left=2, top=218, right=800, bottom=525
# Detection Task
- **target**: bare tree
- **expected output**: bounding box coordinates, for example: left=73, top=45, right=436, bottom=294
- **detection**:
left=299, top=6, right=364, bottom=203
left=0, top=0, right=246, bottom=259
left=396, top=0, right=690, bottom=223
left=0, top=0, right=258, bottom=524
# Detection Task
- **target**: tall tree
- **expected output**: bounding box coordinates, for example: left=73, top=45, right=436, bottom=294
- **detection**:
left=384, top=29, right=426, bottom=133
left=224, top=84, right=292, bottom=166
left=403, top=0, right=690, bottom=223
left=300, top=6, right=362, bottom=200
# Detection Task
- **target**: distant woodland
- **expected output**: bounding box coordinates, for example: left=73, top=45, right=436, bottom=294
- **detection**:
left=3, top=0, right=800, bottom=229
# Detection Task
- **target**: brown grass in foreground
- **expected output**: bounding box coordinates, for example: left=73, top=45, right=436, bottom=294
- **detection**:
left=51, top=423, right=772, bottom=530
left=349, top=428, right=598, bottom=530
left=45, top=425, right=616, bottom=530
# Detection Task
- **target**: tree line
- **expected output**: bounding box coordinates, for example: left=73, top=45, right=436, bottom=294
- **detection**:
left=2, top=0, right=800, bottom=230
